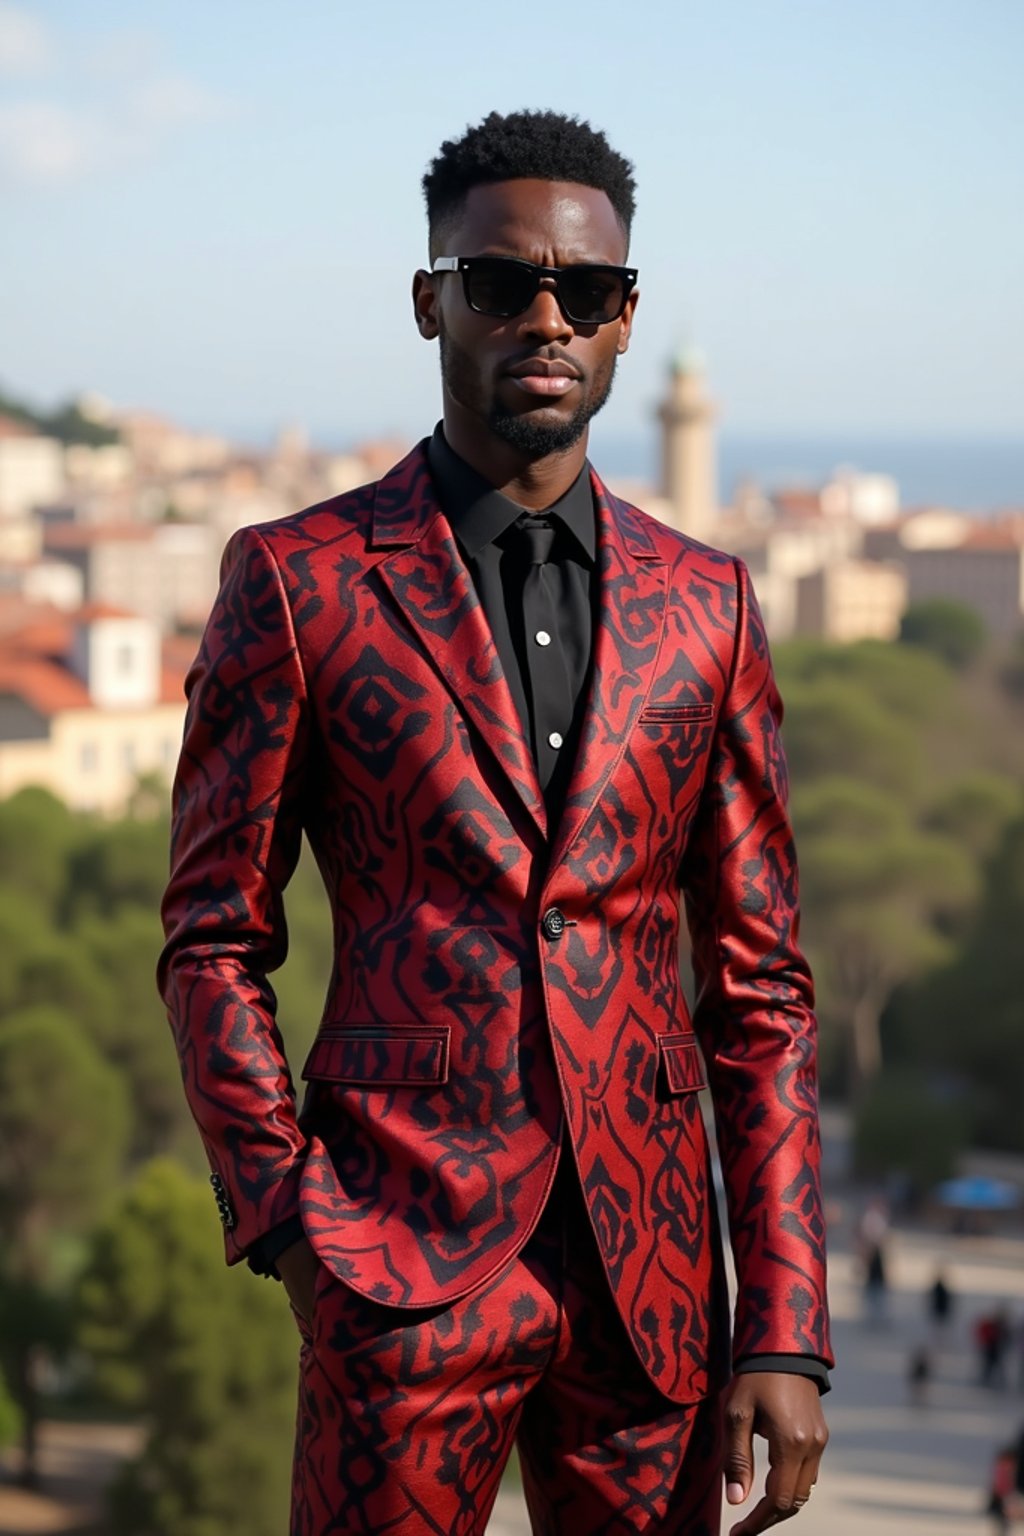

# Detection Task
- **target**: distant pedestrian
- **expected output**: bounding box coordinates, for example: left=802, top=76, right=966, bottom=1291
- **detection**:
left=907, top=1345, right=931, bottom=1407
left=977, top=1309, right=1013, bottom=1389
left=928, top=1270, right=954, bottom=1335
left=987, top=1443, right=1021, bottom=1533
left=858, top=1197, right=890, bottom=1326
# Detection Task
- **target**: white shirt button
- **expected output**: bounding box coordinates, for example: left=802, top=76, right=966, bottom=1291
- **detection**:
left=548, top=731, right=564, bottom=750
left=535, top=630, right=552, bottom=646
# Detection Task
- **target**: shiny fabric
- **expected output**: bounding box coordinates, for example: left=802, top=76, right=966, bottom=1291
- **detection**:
left=158, top=440, right=833, bottom=1408
left=291, top=1154, right=724, bottom=1536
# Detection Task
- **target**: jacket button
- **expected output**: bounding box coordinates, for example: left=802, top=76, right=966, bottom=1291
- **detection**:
left=541, top=907, right=566, bottom=940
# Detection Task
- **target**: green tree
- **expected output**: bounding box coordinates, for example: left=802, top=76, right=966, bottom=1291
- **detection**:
left=899, top=814, right=1024, bottom=1152
left=0, top=1361, right=23, bottom=1449
left=0, top=384, right=119, bottom=447
left=852, top=1068, right=968, bottom=1196
left=64, top=815, right=170, bottom=922
left=924, top=772, right=1022, bottom=862
left=793, top=778, right=977, bottom=1093
left=899, top=597, right=987, bottom=670
left=43, top=399, right=120, bottom=447
left=0, top=1008, right=129, bottom=1482
left=0, top=787, right=79, bottom=917
left=998, top=630, right=1024, bottom=699
left=775, top=635, right=954, bottom=724
left=270, top=841, right=334, bottom=1069
left=780, top=680, right=923, bottom=796
left=77, top=907, right=195, bottom=1160
left=7, top=935, right=114, bottom=1042
left=77, top=1161, right=297, bottom=1536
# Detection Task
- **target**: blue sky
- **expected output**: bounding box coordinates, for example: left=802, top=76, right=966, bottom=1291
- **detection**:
left=2, top=0, right=1022, bottom=452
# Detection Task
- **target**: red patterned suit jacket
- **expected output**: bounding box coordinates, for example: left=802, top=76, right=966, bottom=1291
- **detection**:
left=158, top=442, right=833, bottom=1404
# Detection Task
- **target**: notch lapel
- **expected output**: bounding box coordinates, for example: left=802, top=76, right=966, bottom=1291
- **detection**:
left=549, top=472, right=668, bottom=869
left=370, top=444, right=547, bottom=839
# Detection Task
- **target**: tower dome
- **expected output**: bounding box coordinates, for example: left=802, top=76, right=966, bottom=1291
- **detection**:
left=657, top=346, right=718, bottom=540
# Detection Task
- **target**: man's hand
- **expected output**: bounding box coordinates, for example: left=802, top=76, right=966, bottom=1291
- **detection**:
left=722, top=1371, right=828, bottom=1534
left=276, top=1236, right=321, bottom=1330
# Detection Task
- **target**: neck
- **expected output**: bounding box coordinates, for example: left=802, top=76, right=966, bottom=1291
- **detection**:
left=441, top=406, right=588, bottom=511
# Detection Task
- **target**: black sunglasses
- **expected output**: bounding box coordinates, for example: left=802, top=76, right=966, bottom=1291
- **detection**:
left=431, top=256, right=638, bottom=326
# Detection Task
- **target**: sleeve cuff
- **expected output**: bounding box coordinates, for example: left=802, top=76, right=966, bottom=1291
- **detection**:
left=245, top=1214, right=306, bottom=1279
left=733, top=1354, right=832, bottom=1396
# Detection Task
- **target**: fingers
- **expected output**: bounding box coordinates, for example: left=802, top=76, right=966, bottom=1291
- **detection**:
left=726, top=1394, right=828, bottom=1534
left=723, top=1393, right=756, bottom=1507
left=729, top=1455, right=810, bottom=1533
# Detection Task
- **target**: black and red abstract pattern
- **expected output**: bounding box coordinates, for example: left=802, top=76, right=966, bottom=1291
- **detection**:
left=291, top=1155, right=724, bottom=1535
left=158, top=441, right=832, bottom=1406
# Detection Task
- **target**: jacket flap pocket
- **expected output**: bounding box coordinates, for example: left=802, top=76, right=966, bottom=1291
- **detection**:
left=302, top=1024, right=450, bottom=1086
left=641, top=700, right=715, bottom=724
left=658, top=1032, right=707, bottom=1094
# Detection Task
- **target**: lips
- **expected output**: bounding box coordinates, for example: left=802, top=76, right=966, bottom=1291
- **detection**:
left=503, top=357, right=581, bottom=397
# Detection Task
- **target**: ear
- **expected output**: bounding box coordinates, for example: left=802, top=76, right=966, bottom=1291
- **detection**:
left=616, top=287, right=638, bottom=355
left=412, top=270, right=439, bottom=340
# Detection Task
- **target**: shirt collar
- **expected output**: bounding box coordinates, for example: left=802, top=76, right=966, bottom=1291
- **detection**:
left=426, top=422, right=596, bottom=563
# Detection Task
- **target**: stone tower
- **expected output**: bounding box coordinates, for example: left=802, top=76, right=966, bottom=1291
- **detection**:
left=657, top=347, right=718, bottom=542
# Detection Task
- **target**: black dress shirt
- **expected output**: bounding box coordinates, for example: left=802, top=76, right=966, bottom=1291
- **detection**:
left=247, top=426, right=832, bottom=1394
left=426, top=422, right=597, bottom=822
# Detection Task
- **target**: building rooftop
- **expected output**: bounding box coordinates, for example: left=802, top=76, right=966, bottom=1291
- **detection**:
left=43, top=522, right=155, bottom=549
left=769, top=488, right=824, bottom=520
left=959, top=517, right=1024, bottom=551
left=0, top=412, right=41, bottom=440
left=76, top=601, right=143, bottom=622
left=0, top=598, right=188, bottom=718
left=0, top=657, right=90, bottom=713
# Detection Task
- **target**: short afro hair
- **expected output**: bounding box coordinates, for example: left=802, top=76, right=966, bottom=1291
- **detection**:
left=423, top=110, right=636, bottom=253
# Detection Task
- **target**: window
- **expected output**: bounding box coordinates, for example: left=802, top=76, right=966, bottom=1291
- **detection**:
left=116, top=643, right=135, bottom=676
left=80, top=741, right=98, bottom=774
left=122, top=740, right=136, bottom=773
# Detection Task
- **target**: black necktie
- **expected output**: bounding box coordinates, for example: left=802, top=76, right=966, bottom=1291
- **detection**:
left=511, top=516, right=575, bottom=790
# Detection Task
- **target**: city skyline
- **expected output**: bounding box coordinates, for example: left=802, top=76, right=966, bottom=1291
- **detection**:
left=2, top=0, right=1022, bottom=449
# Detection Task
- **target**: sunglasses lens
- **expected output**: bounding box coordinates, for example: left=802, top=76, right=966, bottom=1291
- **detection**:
left=558, top=268, right=627, bottom=323
left=464, top=259, right=537, bottom=317
left=459, top=259, right=631, bottom=324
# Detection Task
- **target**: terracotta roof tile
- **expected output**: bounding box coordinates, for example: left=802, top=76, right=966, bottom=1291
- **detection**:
left=43, top=522, right=155, bottom=549
left=0, top=413, right=40, bottom=439
left=770, top=488, right=823, bottom=518
left=960, top=520, right=1024, bottom=551
left=0, top=658, right=89, bottom=715
left=75, top=602, right=140, bottom=622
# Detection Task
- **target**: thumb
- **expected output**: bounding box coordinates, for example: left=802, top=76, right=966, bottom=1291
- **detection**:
left=723, top=1402, right=755, bottom=1505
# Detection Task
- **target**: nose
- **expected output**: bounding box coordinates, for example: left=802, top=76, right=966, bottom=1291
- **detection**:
left=517, top=278, right=574, bottom=344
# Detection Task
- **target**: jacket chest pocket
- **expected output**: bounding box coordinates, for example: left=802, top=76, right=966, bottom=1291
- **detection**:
left=639, top=700, right=716, bottom=726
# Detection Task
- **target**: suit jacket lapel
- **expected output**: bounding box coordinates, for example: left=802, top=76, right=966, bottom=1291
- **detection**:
left=549, top=471, right=668, bottom=869
left=370, top=443, right=547, bottom=839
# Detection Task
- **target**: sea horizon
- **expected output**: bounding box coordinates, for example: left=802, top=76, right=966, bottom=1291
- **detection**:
left=590, top=431, right=1024, bottom=515
left=230, top=419, right=1024, bottom=516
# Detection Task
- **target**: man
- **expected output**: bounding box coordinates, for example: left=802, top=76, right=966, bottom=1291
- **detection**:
left=159, top=109, right=832, bottom=1536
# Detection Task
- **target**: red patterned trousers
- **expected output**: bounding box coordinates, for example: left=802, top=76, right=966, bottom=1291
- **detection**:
left=291, top=1153, right=724, bottom=1535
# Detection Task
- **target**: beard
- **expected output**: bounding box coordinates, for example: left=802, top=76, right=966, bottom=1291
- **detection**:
left=438, top=331, right=617, bottom=458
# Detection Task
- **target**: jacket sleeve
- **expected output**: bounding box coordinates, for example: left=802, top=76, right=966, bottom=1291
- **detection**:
left=680, top=557, right=833, bottom=1370
left=157, top=526, right=310, bottom=1263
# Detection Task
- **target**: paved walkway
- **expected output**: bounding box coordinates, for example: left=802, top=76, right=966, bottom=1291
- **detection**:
left=0, top=1421, right=142, bottom=1534
left=488, top=1218, right=1024, bottom=1535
